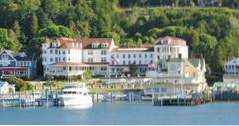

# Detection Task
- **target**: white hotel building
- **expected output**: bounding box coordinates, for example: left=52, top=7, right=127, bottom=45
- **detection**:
left=41, top=36, right=188, bottom=78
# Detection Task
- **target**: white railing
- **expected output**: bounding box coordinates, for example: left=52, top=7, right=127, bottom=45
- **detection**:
left=46, top=71, right=84, bottom=76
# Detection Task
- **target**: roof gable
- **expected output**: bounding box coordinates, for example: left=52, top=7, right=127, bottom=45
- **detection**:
left=0, top=50, right=16, bottom=61
left=54, top=37, right=113, bottom=49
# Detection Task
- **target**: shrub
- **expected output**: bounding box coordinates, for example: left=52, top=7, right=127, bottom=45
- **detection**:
left=83, top=70, right=92, bottom=80
left=3, top=77, right=33, bottom=91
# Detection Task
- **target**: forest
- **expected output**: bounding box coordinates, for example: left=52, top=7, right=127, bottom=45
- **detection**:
left=119, top=0, right=239, bottom=8
left=0, top=0, right=239, bottom=78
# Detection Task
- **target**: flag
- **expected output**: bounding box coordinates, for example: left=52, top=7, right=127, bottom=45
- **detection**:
left=148, top=63, right=156, bottom=70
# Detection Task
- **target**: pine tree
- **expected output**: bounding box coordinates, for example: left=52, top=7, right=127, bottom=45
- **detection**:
left=29, top=13, right=39, bottom=37
left=13, top=20, right=21, bottom=38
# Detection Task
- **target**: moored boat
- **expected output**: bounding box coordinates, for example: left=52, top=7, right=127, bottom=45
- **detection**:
left=58, top=83, right=93, bottom=108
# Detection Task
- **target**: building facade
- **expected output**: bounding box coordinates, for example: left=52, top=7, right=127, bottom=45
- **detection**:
left=154, top=36, right=188, bottom=64
left=41, top=36, right=189, bottom=78
left=223, top=58, right=239, bottom=83
left=0, top=50, right=36, bottom=79
left=146, top=58, right=207, bottom=85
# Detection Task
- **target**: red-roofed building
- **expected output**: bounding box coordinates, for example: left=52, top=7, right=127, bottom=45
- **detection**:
left=42, top=36, right=189, bottom=78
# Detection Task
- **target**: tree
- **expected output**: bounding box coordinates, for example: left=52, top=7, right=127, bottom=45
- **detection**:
left=213, top=44, right=226, bottom=72
left=29, top=13, right=39, bottom=37
left=12, top=20, right=21, bottom=38
left=38, top=24, right=75, bottom=38
left=198, top=33, right=217, bottom=64
left=0, top=28, right=21, bottom=51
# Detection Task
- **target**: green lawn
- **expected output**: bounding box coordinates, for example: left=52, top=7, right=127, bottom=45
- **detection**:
left=27, top=80, right=144, bottom=93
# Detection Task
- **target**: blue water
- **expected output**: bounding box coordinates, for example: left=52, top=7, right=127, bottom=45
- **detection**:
left=0, top=102, right=238, bottom=125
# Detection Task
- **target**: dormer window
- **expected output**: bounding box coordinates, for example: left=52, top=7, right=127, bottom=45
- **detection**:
left=101, top=43, right=108, bottom=48
left=53, top=42, right=57, bottom=47
left=56, top=42, right=60, bottom=47
left=168, top=39, right=171, bottom=44
left=92, top=43, right=99, bottom=48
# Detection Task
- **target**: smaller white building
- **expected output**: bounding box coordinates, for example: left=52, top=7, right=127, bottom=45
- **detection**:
left=223, top=58, right=239, bottom=83
left=0, top=81, right=15, bottom=94
left=154, top=36, right=188, bottom=64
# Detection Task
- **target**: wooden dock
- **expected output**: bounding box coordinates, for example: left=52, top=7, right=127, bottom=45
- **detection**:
left=153, top=94, right=211, bottom=106
left=213, top=90, right=239, bottom=101
left=0, top=91, right=62, bottom=107
left=0, top=91, right=146, bottom=108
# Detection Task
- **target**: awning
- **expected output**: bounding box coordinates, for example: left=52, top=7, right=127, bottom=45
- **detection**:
left=0, top=67, right=27, bottom=71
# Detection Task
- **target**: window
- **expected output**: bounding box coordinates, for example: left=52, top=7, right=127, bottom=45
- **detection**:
left=133, top=54, right=136, bottom=58
left=128, top=54, right=131, bottom=58
left=128, top=61, right=131, bottom=64
left=88, top=50, right=93, bottom=55
left=161, top=88, right=167, bottom=93
left=63, top=51, right=66, bottom=54
left=150, top=54, right=153, bottom=58
left=1, top=54, right=8, bottom=60
left=139, top=54, right=142, bottom=58
left=68, top=57, right=71, bottom=61
left=101, top=57, right=107, bottom=62
left=139, top=60, right=141, bottom=64
left=101, top=50, right=107, bottom=55
left=145, top=54, right=147, bottom=58
left=44, top=51, right=47, bottom=54
left=88, top=58, right=93, bottom=63
left=63, top=57, right=66, bottom=61
left=50, top=58, right=53, bottom=62
left=50, top=50, right=53, bottom=54
left=55, top=50, right=58, bottom=54
left=123, top=61, right=125, bottom=65
left=68, top=50, right=70, bottom=54
left=55, top=58, right=58, bottom=62
left=123, top=54, right=125, bottom=58
left=101, top=67, right=107, bottom=71
left=101, top=43, right=108, bottom=48
left=157, top=47, right=160, bottom=52
left=92, top=43, right=99, bottom=48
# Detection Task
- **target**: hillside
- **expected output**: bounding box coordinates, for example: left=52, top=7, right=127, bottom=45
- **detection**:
left=0, top=0, right=238, bottom=75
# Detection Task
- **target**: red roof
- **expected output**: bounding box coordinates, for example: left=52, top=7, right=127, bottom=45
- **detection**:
left=50, top=62, right=109, bottom=66
left=55, top=37, right=113, bottom=49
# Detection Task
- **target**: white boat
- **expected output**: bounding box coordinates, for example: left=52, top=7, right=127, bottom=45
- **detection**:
left=58, top=83, right=93, bottom=108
